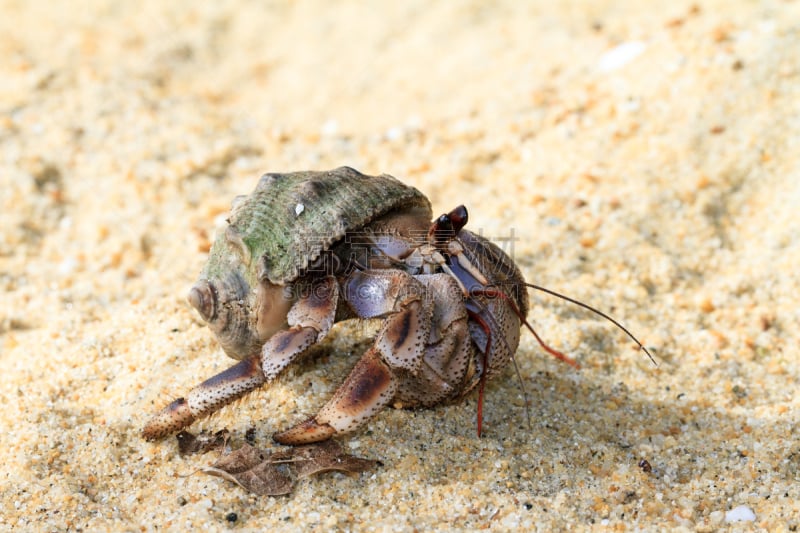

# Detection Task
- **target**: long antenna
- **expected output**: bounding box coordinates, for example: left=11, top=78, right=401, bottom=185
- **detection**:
left=521, top=282, right=657, bottom=366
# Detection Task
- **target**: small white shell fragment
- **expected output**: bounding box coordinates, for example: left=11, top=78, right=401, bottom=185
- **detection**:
left=597, top=41, right=645, bottom=72
left=724, top=505, right=756, bottom=523
left=295, top=203, right=304, bottom=216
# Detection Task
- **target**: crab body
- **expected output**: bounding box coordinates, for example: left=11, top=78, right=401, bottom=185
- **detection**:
left=143, top=167, right=526, bottom=444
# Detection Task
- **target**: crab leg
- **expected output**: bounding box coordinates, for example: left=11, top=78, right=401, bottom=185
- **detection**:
left=142, top=276, right=339, bottom=440
left=273, top=347, right=397, bottom=444
left=142, top=356, right=266, bottom=440
left=261, top=276, right=339, bottom=379
left=272, top=270, right=429, bottom=444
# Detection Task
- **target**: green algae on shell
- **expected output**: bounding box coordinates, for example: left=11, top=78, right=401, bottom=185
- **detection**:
left=202, top=166, right=432, bottom=287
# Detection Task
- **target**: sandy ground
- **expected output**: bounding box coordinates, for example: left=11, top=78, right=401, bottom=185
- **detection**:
left=2, top=0, right=799, bottom=530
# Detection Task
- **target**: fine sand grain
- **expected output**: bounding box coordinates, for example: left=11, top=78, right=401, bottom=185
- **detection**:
left=2, top=1, right=799, bottom=530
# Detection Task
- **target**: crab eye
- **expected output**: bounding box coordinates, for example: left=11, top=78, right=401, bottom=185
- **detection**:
left=447, top=205, right=468, bottom=232
left=429, top=206, right=469, bottom=249
left=429, top=213, right=454, bottom=246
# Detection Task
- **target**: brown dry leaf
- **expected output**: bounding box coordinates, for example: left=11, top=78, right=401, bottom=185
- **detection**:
left=201, top=440, right=378, bottom=496
left=289, top=440, right=378, bottom=478
left=176, top=429, right=229, bottom=456
left=202, top=443, right=294, bottom=496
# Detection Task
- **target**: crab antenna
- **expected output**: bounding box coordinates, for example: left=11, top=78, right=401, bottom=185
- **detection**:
left=521, top=282, right=657, bottom=366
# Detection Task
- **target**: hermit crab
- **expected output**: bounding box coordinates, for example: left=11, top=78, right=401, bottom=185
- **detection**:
left=143, top=167, right=652, bottom=444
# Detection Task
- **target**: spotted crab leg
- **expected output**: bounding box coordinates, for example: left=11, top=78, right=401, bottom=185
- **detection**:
left=142, top=276, right=339, bottom=440
left=141, top=356, right=266, bottom=440
left=273, top=346, right=397, bottom=444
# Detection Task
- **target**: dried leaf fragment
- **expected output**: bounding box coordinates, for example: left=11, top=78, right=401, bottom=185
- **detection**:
left=289, top=440, right=377, bottom=478
left=203, top=443, right=294, bottom=496
left=176, top=429, right=229, bottom=456
left=201, top=440, right=378, bottom=496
